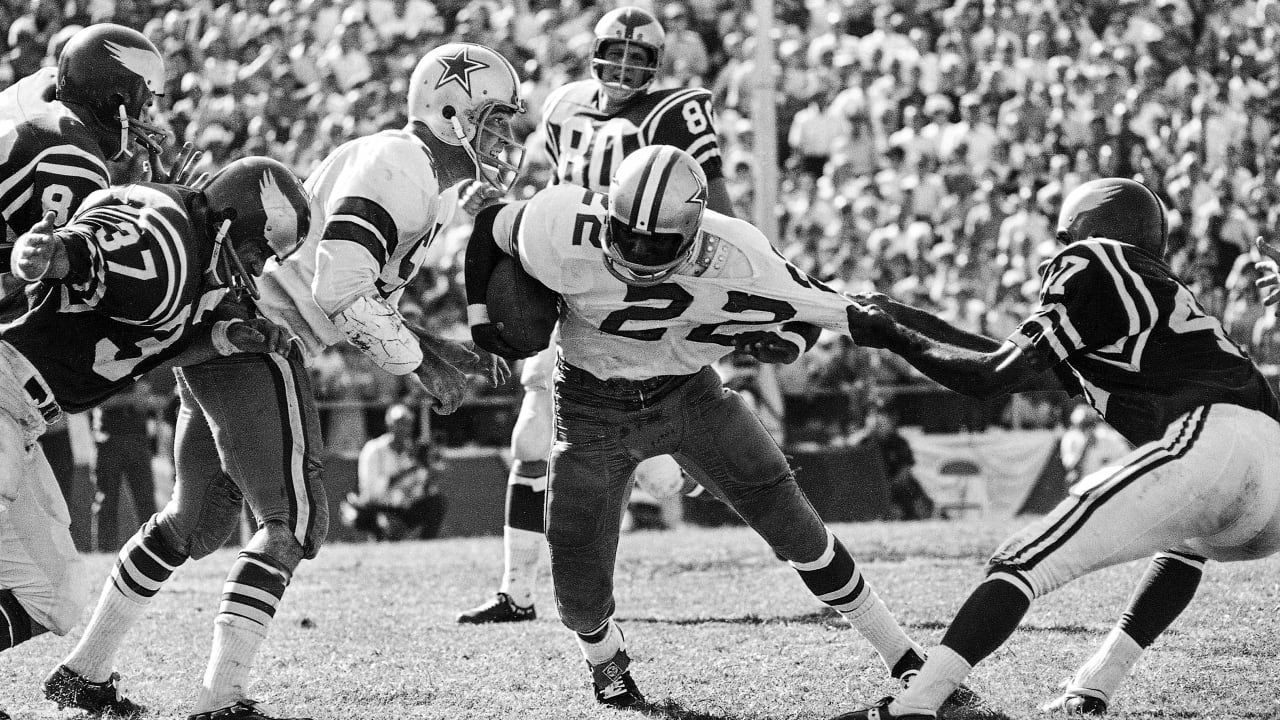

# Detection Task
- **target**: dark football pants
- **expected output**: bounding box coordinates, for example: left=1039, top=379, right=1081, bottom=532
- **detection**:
left=159, top=351, right=327, bottom=559
left=547, top=365, right=830, bottom=634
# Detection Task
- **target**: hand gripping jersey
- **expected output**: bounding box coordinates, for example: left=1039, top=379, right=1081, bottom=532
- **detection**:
left=494, top=185, right=851, bottom=380
left=254, top=129, right=458, bottom=363
left=1011, top=238, right=1280, bottom=445
left=0, top=68, right=110, bottom=259
left=541, top=81, right=723, bottom=192
left=0, top=183, right=226, bottom=412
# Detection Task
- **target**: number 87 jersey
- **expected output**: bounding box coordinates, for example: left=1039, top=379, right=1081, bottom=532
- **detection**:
left=492, top=184, right=854, bottom=381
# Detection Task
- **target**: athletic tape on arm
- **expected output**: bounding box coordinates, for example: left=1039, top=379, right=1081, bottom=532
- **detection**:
left=330, top=295, right=423, bottom=375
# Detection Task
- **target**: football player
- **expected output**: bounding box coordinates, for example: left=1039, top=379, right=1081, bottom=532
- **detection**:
left=459, top=5, right=735, bottom=625
left=0, top=23, right=169, bottom=318
left=45, top=42, right=524, bottom=720
left=830, top=178, right=1280, bottom=720
left=1, top=157, right=299, bottom=718
left=464, top=146, right=947, bottom=708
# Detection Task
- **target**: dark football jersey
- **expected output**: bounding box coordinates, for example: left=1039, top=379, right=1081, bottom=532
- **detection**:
left=1012, top=238, right=1280, bottom=445
left=0, top=183, right=225, bottom=413
left=0, top=68, right=111, bottom=258
left=541, top=80, right=723, bottom=192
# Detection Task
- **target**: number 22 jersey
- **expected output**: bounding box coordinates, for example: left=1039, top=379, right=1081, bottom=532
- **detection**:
left=493, top=184, right=853, bottom=381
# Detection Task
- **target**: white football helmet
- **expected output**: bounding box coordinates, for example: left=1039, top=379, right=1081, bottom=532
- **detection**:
left=408, top=42, right=526, bottom=193
left=591, top=6, right=665, bottom=102
left=604, top=145, right=707, bottom=286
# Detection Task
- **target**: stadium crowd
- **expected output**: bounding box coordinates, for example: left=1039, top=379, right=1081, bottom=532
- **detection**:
left=3, top=0, right=1279, bottom=439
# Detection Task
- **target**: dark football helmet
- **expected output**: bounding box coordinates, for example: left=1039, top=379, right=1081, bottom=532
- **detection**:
left=203, top=157, right=311, bottom=299
left=604, top=145, right=707, bottom=286
left=591, top=7, right=665, bottom=103
left=1056, top=178, right=1169, bottom=258
left=56, top=23, right=167, bottom=161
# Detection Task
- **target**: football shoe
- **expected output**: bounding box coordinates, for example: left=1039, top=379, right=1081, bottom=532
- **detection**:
left=891, top=648, right=984, bottom=711
left=590, top=649, right=645, bottom=708
left=456, top=592, right=536, bottom=624
left=828, top=697, right=934, bottom=720
left=187, top=700, right=312, bottom=720
left=1042, top=690, right=1108, bottom=716
left=43, top=665, right=144, bottom=718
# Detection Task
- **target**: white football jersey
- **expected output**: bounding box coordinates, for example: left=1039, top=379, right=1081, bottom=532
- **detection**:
left=494, top=184, right=853, bottom=380
left=256, top=129, right=458, bottom=361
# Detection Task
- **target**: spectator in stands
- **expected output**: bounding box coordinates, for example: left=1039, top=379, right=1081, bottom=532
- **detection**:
left=344, top=403, right=447, bottom=541
left=855, top=398, right=933, bottom=521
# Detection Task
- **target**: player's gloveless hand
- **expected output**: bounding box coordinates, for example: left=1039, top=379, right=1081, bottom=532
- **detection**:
left=406, top=322, right=511, bottom=386
left=413, top=349, right=470, bottom=415
left=845, top=300, right=899, bottom=349
left=733, top=332, right=801, bottom=364
left=471, top=322, right=537, bottom=361
left=458, top=180, right=505, bottom=217
left=1253, top=236, right=1280, bottom=306
left=226, top=318, right=293, bottom=355
left=13, top=211, right=68, bottom=281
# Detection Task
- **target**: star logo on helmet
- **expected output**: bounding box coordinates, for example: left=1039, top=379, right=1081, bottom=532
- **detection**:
left=434, top=47, right=489, bottom=96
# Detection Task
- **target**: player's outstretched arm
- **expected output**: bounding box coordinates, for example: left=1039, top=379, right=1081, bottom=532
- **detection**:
left=849, top=290, right=1002, bottom=352
left=12, top=211, right=70, bottom=281
left=403, top=318, right=511, bottom=387
left=847, top=302, right=1058, bottom=398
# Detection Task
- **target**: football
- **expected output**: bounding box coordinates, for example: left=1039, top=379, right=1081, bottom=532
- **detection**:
left=486, top=255, right=559, bottom=355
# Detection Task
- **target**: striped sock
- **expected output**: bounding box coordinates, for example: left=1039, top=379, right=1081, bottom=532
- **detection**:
left=194, top=551, right=290, bottom=713
left=791, top=531, right=920, bottom=672
left=64, top=525, right=186, bottom=681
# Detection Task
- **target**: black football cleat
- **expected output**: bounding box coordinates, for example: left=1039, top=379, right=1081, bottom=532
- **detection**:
left=43, top=665, right=145, bottom=718
left=188, top=699, right=313, bottom=720
left=828, top=697, right=935, bottom=720
left=590, top=649, right=645, bottom=708
left=456, top=592, right=536, bottom=624
left=1042, top=690, right=1108, bottom=716
left=891, top=648, right=984, bottom=711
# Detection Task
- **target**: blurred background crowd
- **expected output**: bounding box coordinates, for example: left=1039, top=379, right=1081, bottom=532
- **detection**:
left=4, top=0, right=1280, bottom=447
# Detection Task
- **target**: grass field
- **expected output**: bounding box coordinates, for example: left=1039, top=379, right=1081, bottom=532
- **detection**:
left=2, top=518, right=1278, bottom=720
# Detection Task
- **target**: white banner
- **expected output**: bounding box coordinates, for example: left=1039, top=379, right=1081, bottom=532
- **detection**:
left=900, top=428, right=1060, bottom=518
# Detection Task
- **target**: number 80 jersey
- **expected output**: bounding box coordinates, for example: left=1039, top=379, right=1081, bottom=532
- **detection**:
left=493, top=185, right=854, bottom=380
left=542, top=81, right=723, bottom=192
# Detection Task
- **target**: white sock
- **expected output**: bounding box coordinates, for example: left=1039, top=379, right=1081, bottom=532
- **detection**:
left=894, top=645, right=971, bottom=715
left=195, top=614, right=268, bottom=712
left=841, top=586, right=922, bottom=674
left=1071, top=628, right=1143, bottom=701
left=575, top=620, right=625, bottom=666
left=63, top=584, right=148, bottom=683
left=500, top=526, right=543, bottom=607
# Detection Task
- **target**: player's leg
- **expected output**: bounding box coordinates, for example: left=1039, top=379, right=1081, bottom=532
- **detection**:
left=50, top=369, right=231, bottom=716
left=856, top=405, right=1256, bottom=719
left=1043, top=549, right=1204, bottom=715
left=545, top=372, right=642, bottom=706
left=459, top=348, right=554, bottom=623
left=0, top=410, right=86, bottom=651
left=184, top=353, right=326, bottom=719
left=670, top=368, right=925, bottom=682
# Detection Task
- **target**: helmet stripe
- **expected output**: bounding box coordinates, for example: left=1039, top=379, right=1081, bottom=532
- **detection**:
left=628, top=149, right=662, bottom=230
left=645, top=150, right=678, bottom=233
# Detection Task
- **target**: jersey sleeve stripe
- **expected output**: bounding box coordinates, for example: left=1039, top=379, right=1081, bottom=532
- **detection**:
left=510, top=204, right=528, bottom=271
left=324, top=218, right=388, bottom=266
left=2, top=187, right=34, bottom=222
left=0, top=144, right=108, bottom=200
left=642, top=87, right=708, bottom=141
left=330, top=196, right=399, bottom=258
left=37, top=161, right=110, bottom=186
left=685, top=135, right=718, bottom=159
left=1080, top=242, right=1154, bottom=337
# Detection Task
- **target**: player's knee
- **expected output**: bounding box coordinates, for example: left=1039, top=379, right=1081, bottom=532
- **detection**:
left=984, top=560, right=1053, bottom=599
left=511, top=407, right=553, bottom=462
left=157, top=473, right=244, bottom=560
left=510, top=459, right=549, bottom=485
left=247, top=521, right=306, bottom=573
